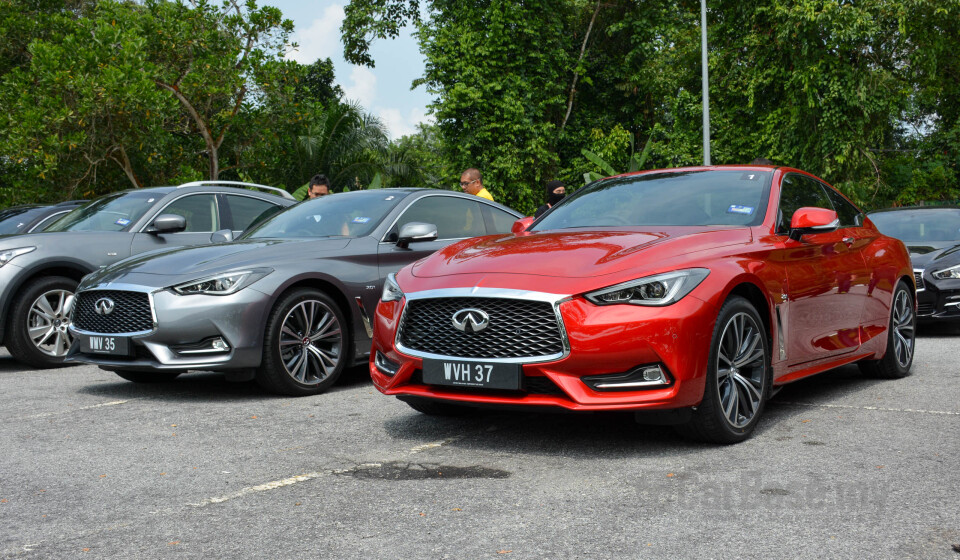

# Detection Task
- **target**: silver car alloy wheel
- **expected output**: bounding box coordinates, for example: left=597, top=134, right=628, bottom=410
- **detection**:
left=891, top=288, right=915, bottom=368
left=278, top=299, right=342, bottom=385
left=28, top=289, right=75, bottom=357
left=715, top=311, right=767, bottom=429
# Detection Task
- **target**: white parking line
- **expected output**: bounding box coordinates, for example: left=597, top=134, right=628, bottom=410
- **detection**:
left=189, top=437, right=467, bottom=508
left=190, top=470, right=336, bottom=507
left=20, top=400, right=129, bottom=420
left=408, top=437, right=462, bottom=454
left=778, top=401, right=960, bottom=416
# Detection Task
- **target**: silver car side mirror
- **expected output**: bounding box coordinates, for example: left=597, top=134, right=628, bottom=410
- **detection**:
left=397, top=222, right=438, bottom=249
left=210, top=229, right=234, bottom=244
left=147, top=214, right=186, bottom=234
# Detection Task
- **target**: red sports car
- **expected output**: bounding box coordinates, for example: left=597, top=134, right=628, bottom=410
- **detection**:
left=369, top=166, right=915, bottom=443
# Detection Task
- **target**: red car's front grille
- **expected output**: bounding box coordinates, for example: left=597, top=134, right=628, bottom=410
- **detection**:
left=398, top=297, right=564, bottom=360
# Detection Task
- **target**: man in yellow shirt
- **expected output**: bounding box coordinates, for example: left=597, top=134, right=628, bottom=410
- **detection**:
left=459, top=168, right=494, bottom=201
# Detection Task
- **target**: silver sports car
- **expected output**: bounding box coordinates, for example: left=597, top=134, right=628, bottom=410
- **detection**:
left=66, top=189, right=522, bottom=395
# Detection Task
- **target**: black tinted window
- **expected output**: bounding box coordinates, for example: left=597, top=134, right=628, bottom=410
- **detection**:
left=868, top=209, right=960, bottom=243
left=481, top=204, right=520, bottom=234
left=161, top=194, right=219, bottom=232
left=823, top=186, right=861, bottom=228
left=393, top=196, right=487, bottom=240
left=776, top=174, right=832, bottom=233
left=225, top=195, right=279, bottom=231
left=533, top=170, right=772, bottom=230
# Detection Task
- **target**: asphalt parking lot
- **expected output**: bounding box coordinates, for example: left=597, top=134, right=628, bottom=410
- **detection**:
left=2, top=326, right=959, bottom=559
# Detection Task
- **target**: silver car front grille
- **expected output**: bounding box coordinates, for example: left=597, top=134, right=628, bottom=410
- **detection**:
left=73, top=290, right=154, bottom=334
left=397, top=297, right=565, bottom=360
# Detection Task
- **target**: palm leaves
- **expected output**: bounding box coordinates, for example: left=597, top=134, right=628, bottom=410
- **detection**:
left=290, top=100, right=392, bottom=197
left=581, top=132, right=654, bottom=185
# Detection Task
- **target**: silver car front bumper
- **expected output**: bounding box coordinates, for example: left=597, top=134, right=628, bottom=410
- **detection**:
left=66, top=283, right=270, bottom=372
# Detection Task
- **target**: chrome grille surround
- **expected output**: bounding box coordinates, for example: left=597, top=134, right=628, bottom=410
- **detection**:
left=395, top=288, right=571, bottom=364
left=71, top=285, right=158, bottom=336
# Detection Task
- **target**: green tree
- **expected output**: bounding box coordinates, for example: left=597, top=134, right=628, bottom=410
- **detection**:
left=0, top=0, right=180, bottom=202
left=342, top=0, right=960, bottom=211
left=144, top=0, right=293, bottom=181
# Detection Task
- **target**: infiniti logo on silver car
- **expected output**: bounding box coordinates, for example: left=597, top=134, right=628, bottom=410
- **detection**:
left=451, top=308, right=490, bottom=333
left=94, top=297, right=115, bottom=316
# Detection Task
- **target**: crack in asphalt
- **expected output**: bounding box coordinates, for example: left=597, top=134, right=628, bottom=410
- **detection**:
left=337, top=461, right=511, bottom=480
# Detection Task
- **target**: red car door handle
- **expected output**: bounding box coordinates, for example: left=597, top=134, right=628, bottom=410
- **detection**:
left=842, top=237, right=855, bottom=246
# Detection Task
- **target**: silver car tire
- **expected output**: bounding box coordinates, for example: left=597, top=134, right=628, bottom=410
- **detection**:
left=676, top=296, right=771, bottom=445
left=7, top=276, right=78, bottom=369
left=858, top=280, right=915, bottom=379
left=256, top=288, right=349, bottom=396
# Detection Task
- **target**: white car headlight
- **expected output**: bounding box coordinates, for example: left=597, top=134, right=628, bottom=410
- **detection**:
left=173, top=268, right=272, bottom=296
left=585, top=268, right=710, bottom=306
left=381, top=272, right=404, bottom=302
left=932, top=264, right=960, bottom=280
left=0, top=246, right=36, bottom=268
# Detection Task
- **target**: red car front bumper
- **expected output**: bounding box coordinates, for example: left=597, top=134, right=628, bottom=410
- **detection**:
left=370, top=292, right=719, bottom=412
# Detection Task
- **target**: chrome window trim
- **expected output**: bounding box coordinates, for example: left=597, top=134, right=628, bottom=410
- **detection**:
left=27, top=210, right=72, bottom=233
left=394, top=287, right=572, bottom=364
left=70, top=284, right=160, bottom=336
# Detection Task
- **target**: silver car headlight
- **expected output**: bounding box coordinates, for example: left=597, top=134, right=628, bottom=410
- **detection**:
left=932, top=264, right=960, bottom=280
left=381, top=273, right=404, bottom=302
left=0, top=246, right=36, bottom=268
left=585, top=268, right=710, bottom=306
left=172, top=268, right=272, bottom=296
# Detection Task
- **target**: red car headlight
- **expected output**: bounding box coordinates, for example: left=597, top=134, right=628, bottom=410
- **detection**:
left=585, top=268, right=710, bottom=306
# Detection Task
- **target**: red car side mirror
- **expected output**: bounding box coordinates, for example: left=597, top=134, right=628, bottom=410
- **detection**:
left=789, top=207, right=839, bottom=241
left=511, top=216, right=535, bottom=235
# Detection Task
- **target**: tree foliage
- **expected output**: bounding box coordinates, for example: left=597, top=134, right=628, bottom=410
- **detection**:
left=343, top=0, right=960, bottom=214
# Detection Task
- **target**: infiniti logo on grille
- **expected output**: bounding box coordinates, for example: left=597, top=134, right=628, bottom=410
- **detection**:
left=451, top=308, right=490, bottom=333
left=94, top=297, right=115, bottom=316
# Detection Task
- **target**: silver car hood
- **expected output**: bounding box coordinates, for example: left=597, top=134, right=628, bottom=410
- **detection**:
left=82, top=237, right=351, bottom=288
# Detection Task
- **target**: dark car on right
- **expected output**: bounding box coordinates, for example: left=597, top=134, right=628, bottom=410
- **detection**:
left=867, top=206, right=960, bottom=321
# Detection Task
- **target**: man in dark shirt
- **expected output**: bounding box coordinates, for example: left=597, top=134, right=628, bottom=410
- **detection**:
left=535, top=180, right=566, bottom=218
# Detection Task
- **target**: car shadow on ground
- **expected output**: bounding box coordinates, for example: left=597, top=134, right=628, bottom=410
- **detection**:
left=76, top=363, right=372, bottom=403
left=0, top=355, right=25, bottom=374
left=379, top=362, right=897, bottom=458
left=916, top=322, right=960, bottom=337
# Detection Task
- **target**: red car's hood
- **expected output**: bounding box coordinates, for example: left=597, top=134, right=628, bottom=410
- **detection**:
left=411, top=227, right=752, bottom=279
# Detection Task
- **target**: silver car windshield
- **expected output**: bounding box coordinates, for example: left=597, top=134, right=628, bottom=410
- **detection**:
left=533, top=169, right=773, bottom=230
left=44, top=192, right=158, bottom=232
left=243, top=190, right=410, bottom=239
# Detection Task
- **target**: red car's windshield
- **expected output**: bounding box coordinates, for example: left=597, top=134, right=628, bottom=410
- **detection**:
left=533, top=169, right=773, bottom=230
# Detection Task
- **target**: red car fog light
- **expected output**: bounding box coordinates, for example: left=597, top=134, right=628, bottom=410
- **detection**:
left=582, top=365, right=672, bottom=391
left=374, top=351, right=400, bottom=377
